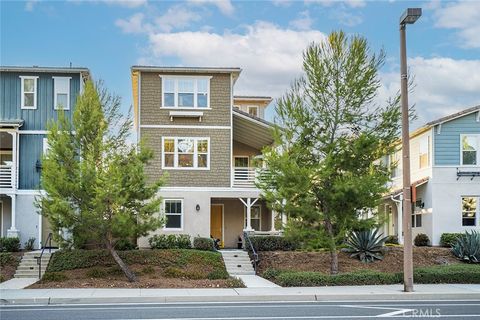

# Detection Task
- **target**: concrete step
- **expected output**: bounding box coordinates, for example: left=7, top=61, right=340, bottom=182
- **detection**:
left=228, top=271, right=256, bottom=275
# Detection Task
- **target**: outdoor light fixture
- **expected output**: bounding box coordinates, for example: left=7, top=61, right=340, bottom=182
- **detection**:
left=400, top=8, right=422, bottom=25
left=196, top=204, right=200, bottom=211
left=399, top=7, right=422, bottom=293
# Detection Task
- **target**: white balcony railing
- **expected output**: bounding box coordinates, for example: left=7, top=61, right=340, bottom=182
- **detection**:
left=0, top=164, right=13, bottom=189
left=233, top=167, right=261, bottom=187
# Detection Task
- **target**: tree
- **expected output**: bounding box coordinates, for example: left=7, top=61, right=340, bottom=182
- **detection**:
left=258, top=31, right=403, bottom=275
left=37, top=81, right=163, bottom=282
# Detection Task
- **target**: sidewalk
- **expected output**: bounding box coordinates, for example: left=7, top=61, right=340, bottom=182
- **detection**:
left=1, top=284, right=479, bottom=305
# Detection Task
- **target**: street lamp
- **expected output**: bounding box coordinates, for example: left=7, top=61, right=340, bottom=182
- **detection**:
left=399, top=7, right=421, bottom=293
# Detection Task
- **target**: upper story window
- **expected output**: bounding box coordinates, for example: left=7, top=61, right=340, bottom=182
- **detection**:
left=462, top=196, right=477, bottom=226
left=53, top=77, right=71, bottom=110
left=419, top=136, right=429, bottom=169
left=247, top=106, right=258, bottom=117
left=161, top=76, right=211, bottom=109
left=20, top=76, right=38, bottom=109
left=162, top=137, right=210, bottom=170
left=390, top=151, right=401, bottom=178
left=461, top=135, right=479, bottom=166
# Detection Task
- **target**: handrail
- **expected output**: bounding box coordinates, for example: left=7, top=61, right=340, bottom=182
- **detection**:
left=243, top=231, right=259, bottom=275
left=35, top=232, right=52, bottom=279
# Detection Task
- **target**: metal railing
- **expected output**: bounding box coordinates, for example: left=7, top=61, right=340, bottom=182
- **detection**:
left=35, top=233, right=52, bottom=279
left=243, top=231, right=259, bottom=275
left=0, top=165, right=13, bottom=188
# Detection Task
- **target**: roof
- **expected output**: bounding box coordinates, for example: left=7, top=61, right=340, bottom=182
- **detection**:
left=131, top=66, right=242, bottom=75
left=233, top=107, right=274, bottom=127
left=426, top=105, right=480, bottom=126
left=0, top=119, right=24, bottom=127
left=234, top=95, right=273, bottom=101
left=233, top=108, right=274, bottom=150
left=0, top=66, right=89, bottom=74
left=385, top=177, right=429, bottom=199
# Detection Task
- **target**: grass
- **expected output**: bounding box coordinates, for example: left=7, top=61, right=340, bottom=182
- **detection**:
left=263, top=264, right=480, bottom=287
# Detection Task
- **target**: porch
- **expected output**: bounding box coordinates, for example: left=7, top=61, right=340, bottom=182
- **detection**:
left=0, top=131, right=17, bottom=190
left=210, top=197, right=285, bottom=248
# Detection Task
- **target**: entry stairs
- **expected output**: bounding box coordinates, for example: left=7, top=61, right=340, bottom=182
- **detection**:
left=14, top=251, right=53, bottom=278
left=220, top=250, right=255, bottom=275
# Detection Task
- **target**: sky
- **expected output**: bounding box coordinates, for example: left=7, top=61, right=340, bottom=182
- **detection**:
left=1, top=0, right=479, bottom=129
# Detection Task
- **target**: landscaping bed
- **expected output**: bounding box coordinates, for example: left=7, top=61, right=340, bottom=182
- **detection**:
left=257, top=247, right=458, bottom=274
left=0, top=252, right=22, bottom=282
left=28, top=249, right=244, bottom=288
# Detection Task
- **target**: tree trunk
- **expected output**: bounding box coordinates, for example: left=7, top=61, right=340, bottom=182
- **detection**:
left=106, top=241, right=137, bottom=282
left=325, top=219, right=339, bottom=275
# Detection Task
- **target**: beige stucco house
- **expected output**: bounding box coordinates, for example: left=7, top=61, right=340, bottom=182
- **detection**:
left=131, top=66, right=281, bottom=248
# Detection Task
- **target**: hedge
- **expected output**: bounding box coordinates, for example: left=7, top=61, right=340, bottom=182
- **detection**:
left=149, top=234, right=191, bottom=249
left=0, top=237, right=20, bottom=252
left=440, top=233, right=464, bottom=247
left=414, top=233, right=430, bottom=247
left=264, top=264, right=480, bottom=287
left=248, top=236, right=297, bottom=251
left=193, top=237, right=215, bottom=251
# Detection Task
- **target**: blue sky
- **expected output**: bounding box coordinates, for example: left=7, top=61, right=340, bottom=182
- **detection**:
left=1, top=0, right=479, bottom=128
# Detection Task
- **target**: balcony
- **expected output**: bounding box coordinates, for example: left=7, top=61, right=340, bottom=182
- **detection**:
left=232, top=167, right=269, bottom=188
left=0, top=163, right=14, bottom=189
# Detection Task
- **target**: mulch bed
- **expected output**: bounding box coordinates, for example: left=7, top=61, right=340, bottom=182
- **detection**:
left=0, top=252, right=22, bottom=282
left=257, top=247, right=459, bottom=274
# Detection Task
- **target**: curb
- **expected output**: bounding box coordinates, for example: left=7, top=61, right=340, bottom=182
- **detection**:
left=2, top=292, right=480, bottom=305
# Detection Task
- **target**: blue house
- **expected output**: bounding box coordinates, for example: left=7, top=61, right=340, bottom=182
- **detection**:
left=0, top=66, right=89, bottom=248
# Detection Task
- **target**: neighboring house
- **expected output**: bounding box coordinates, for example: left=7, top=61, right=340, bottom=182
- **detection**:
left=0, top=66, right=89, bottom=248
left=379, top=105, right=480, bottom=245
left=131, top=66, right=281, bottom=248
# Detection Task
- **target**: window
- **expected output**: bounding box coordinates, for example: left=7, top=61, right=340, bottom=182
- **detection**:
left=0, top=151, right=12, bottom=166
left=247, top=106, right=258, bottom=117
left=161, top=76, right=211, bottom=109
left=462, top=197, right=477, bottom=226
left=163, top=199, right=183, bottom=230
left=390, top=151, right=401, bottom=178
left=20, top=76, right=38, bottom=109
left=53, top=77, right=71, bottom=110
left=245, top=205, right=261, bottom=230
left=461, top=135, right=479, bottom=165
left=419, top=136, right=429, bottom=169
left=411, top=200, right=423, bottom=228
left=162, top=137, right=210, bottom=169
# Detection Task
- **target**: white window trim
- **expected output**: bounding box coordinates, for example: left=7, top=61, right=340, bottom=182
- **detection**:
left=234, top=155, right=250, bottom=168
left=20, top=76, right=38, bottom=109
left=247, top=105, right=259, bottom=117
left=461, top=196, right=478, bottom=227
left=160, top=75, right=212, bottom=109
left=244, top=204, right=262, bottom=231
left=161, top=137, right=210, bottom=170
left=163, top=198, right=184, bottom=231
left=53, top=77, right=72, bottom=110
left=460, top=134, right=480, bottom=166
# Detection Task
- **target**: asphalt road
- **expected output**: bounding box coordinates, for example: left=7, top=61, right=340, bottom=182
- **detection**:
left=1, top=300, right=480, bottom=320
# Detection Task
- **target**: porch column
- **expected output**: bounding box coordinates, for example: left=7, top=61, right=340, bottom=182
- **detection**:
left=396, top=196, right=404, bottom=245
left=270, top=210, right=276, bottom=232
left=281, top=212, right=287, bottom=229
left=7, top=193, right=19, bottom=238
left=239, top=197, right=258, bottom=231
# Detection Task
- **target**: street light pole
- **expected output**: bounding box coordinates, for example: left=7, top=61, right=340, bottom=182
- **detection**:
left=399, top=7, right=421, bottom=293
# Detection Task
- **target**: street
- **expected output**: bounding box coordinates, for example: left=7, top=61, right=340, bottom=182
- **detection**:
left=1, top=300, right=480, bottom=320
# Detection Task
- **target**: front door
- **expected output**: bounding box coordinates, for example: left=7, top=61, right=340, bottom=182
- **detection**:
left=210, top=204, right=223, bottom=248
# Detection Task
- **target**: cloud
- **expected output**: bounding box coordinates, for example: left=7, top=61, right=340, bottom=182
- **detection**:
left=101, top=0, right=147, bottom=8
left=331, top=9, right=362, bottom=26
left=143, top=21, right=326, bottom=98
left=116, top=5, right=201, bottom=34
left=379, top=57, right=480, bottom=126
left=271, top=0, right=292, bottom=7
left=433, top=1, right=480, bottom=48
left=289, top=11, right=313, bottom=31
left=306, top=0, right=366, bottom=8
left=25, top=0, right=39, bottom=11
left=188, top=0, right=234, bottom=16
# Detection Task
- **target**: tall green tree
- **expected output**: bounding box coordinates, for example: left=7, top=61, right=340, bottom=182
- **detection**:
left=37, top=81, right=163, bottom=282
left=258, top=31, right=403, bottom=275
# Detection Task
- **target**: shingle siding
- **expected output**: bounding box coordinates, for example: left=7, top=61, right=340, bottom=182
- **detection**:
left=140, top=72, right=231, bottom=127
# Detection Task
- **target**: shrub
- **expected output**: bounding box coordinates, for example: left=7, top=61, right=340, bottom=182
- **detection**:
left=149, top=234, right=192, bottom=249
left=440, top=233, right=464, bottom=247
left=414, top=233, right=430, bottom=247
left=262, top=268, right=282, bottom=280
left=248, top=236, right=297, bottom=251
left=193, top=237, right=215, bottom=251
left=224, top=277, right=245, bottom=288
left=0, top=252, right=15, bottom=267
left=24, top=237, right=36, bottom=251
left=343, top=229, right=387, bottom=263
left=142, top=266, right=155, bottom=275
left=114, top=238, right=136, bottom=251
left=163, top=266, right=204, bottom=279
left=0, top=237, right=20, bottom=252
left=414, top=264, right=480, bottom=284
left=41, top=272, right=68, bottom=282
left=385, top=235, right=399, bottom=245
left=207, top=269, right=229, bottom=280
left=452, top=230, right=480, bottom=263
left=86, top=267, right=109, bottom=278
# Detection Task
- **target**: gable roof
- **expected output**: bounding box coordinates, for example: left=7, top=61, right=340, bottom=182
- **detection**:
left=426, top=105, right=480, bottom=126
left=0, top=66, right=89, bottom=74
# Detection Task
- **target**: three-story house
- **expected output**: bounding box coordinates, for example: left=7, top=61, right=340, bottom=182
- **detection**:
left=131, top=66, right=280, bottom=248
left=0, top=66, right=89, bottom=248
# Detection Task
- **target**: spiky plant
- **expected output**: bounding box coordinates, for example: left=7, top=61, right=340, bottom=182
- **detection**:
left=452, top=230, right=480, bottom=263
left=344, top=229, right=388, bottom=263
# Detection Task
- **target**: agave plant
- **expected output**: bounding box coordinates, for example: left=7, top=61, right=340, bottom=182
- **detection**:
left=344, top=229, right=388, bottom=263
left=452, top=230, right=480, bottom=263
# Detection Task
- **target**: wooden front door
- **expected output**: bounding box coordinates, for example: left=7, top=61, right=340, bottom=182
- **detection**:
left=210, top=204, right=223, bottom=248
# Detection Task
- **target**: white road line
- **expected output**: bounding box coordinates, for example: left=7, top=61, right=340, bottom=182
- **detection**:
left=376, top=309, right=413, bottom=317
